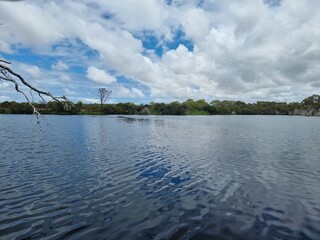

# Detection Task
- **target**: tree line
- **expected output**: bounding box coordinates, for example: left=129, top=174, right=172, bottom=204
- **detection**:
left=1, top=94, right=320, bottom=116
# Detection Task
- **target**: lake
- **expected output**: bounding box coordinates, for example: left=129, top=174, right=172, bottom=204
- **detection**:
left=0, top=115, right=319, bottom=240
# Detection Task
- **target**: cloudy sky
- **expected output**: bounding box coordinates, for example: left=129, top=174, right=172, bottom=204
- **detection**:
left=0, top=0, right=319, bottom=103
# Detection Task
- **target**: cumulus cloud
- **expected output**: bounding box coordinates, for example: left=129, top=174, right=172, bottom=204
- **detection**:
left=52, top=61, right=69, bottom=71
left=63, top=88, right=77, bottom=96
left=18, top=64, right=41, bottom=78
left=86, top=66, right=116, bottom=85
left=0, top=0, right=319, bottom=102
left=59, top=74, right=72, bottom=82
left=112, top=84, right=145, bottom=99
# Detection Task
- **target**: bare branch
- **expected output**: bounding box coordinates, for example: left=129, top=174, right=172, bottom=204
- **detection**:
left=0, top=59, right=11, bottom=64
left=0, top=62, right=65, bottom=103
left=0, top=58, right=71, bottom=122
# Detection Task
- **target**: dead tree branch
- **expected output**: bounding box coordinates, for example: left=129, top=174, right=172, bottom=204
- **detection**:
left=0, top=59, right=71, bottom=123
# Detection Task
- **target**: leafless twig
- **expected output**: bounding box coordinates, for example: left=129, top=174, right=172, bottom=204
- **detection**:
left=0, top=59, right=71, bottom=124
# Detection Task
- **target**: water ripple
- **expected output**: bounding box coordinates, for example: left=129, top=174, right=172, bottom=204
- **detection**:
left=0, top=115, right=319, bottom=239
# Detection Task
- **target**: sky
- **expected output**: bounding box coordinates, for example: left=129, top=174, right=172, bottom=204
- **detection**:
left=0, top=0, right=319, bottom=104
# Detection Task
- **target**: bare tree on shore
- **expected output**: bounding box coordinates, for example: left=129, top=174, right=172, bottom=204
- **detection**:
left=98, top=88, right=112, bottom=109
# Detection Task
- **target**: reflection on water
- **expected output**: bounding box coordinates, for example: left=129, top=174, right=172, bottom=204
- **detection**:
left=0, top=115, right=319, bottom=240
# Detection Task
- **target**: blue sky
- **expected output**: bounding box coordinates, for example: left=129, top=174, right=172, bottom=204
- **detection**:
left=0, top=0, right=319, bottom=104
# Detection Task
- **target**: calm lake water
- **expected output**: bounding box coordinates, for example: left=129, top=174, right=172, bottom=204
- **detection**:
left=0, top=115, right=319, bottom=240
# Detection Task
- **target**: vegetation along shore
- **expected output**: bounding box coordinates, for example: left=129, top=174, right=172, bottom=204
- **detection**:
left=1, top=94, right=320, bottom=116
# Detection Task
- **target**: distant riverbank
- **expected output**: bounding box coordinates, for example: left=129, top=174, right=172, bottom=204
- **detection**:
left=1, top=94, right=320, bottom=116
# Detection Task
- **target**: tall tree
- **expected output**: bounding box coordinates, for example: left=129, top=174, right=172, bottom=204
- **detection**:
left=98, top=88, right=112, bottom=108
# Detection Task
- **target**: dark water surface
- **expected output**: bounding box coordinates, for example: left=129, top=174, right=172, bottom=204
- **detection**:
left=0, top=115, right=319, bottom=240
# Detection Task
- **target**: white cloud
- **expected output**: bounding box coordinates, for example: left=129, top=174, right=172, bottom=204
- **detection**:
left=19, top=64, right=41, bottom=78
left=0, top=95, right=10, bottom=100
left=63, top=88, right=77, bottom=96
left=86, top=66, right=116, bottom=85
left=75, top=97, right=99, bottom=104
left=0, top=0, right=319, bottom=102
left=112, top=84, right=145, bottom=98
left=0, top=40, right=12, bottom=53
left=131, top=87, right=145, bottom=98
left=0, top=2, right=64, bottom=46
left=59, top=74, right=72, bottom=82
left=52, top=61, right=69, bottom=71
left=95, top=0, right=170, bottom=32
